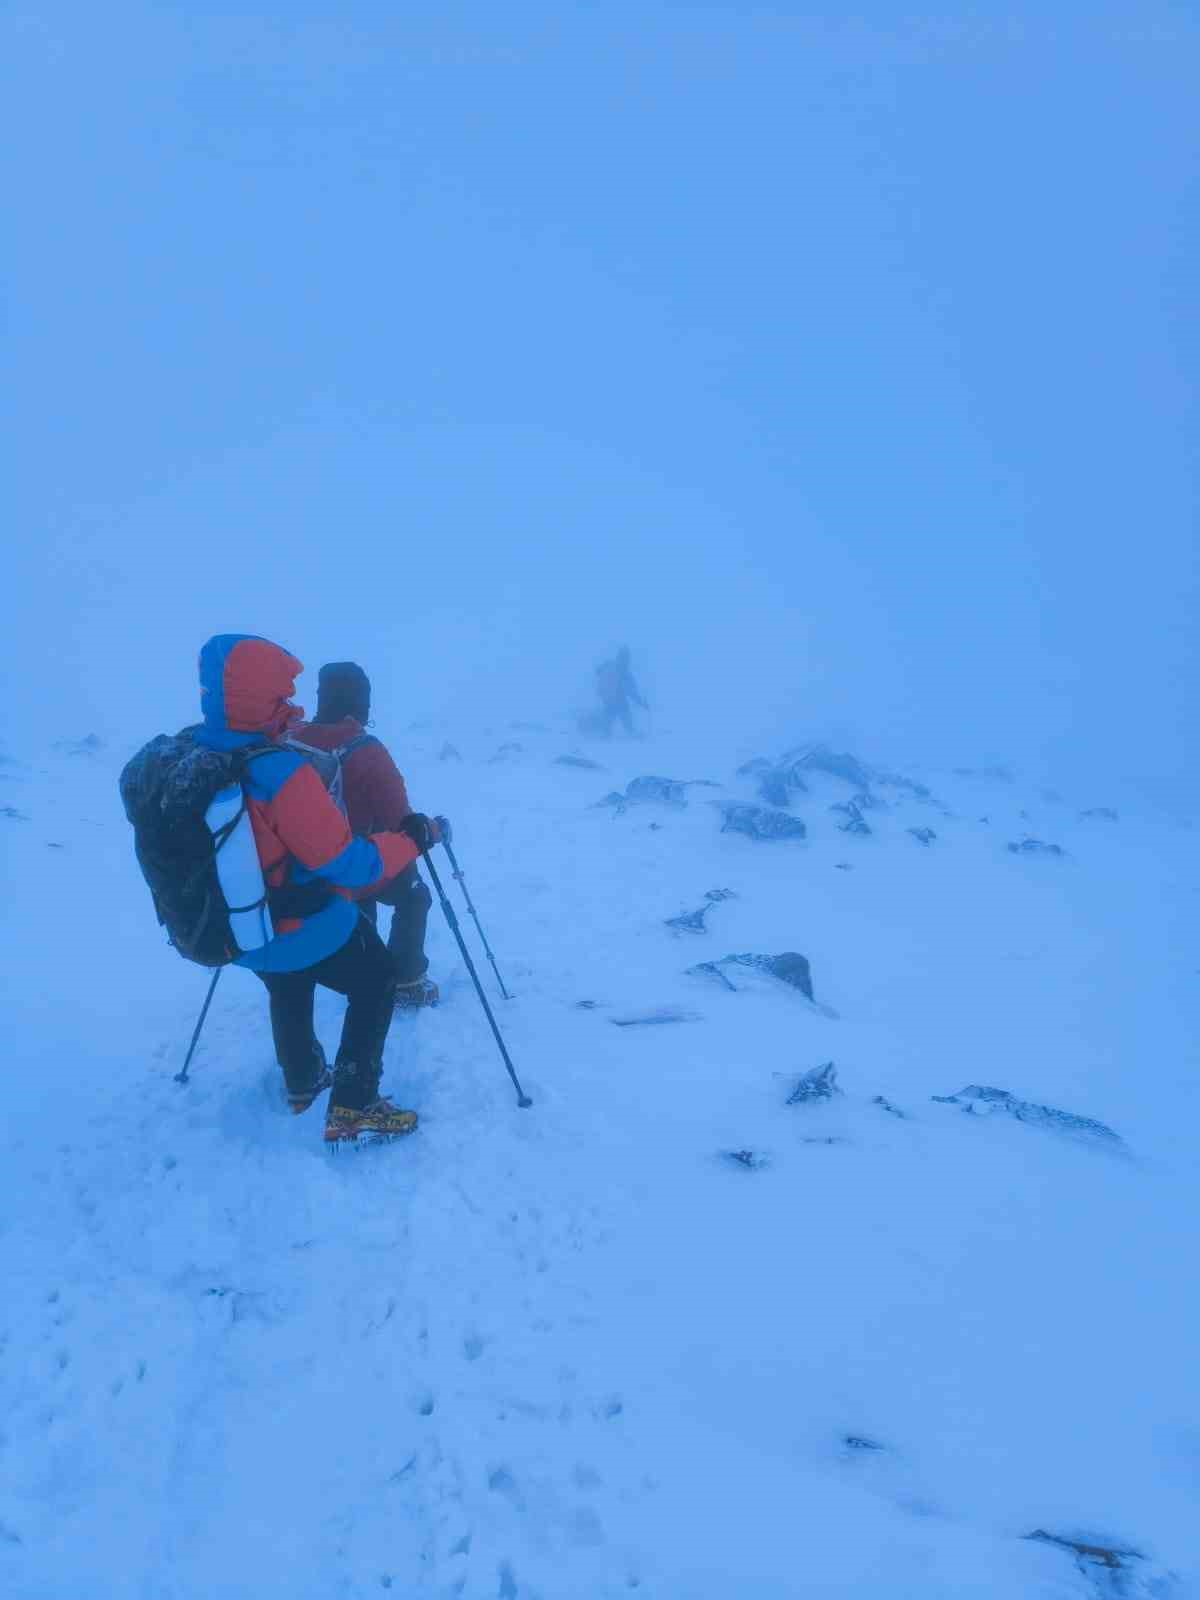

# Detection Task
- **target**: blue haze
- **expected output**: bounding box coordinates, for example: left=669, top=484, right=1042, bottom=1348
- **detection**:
left=4, top=3, right=1196, bottom=801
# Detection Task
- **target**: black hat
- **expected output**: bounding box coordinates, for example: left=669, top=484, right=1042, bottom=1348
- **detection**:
left=316, top=661, right=371, bottom=725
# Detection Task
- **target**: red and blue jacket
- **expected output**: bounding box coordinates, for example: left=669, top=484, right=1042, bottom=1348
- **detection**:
left=194, top=634, right=420, bottom=974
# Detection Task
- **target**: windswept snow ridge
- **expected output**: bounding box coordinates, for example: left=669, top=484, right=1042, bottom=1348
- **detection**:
left=1, top=728, right=1197, bottom=1598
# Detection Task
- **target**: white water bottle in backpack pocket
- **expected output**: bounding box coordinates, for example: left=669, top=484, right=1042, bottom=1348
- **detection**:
left=205, top=784, right=273, bottom=952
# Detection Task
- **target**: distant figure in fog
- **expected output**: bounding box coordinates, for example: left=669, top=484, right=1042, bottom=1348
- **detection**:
left=593, top=646, right=648, bottom=737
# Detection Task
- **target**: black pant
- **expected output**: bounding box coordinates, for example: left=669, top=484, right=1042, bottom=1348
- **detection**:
left=258, top=919, right=396, bottom=1110
left=360, top=864, right=432, bottom=985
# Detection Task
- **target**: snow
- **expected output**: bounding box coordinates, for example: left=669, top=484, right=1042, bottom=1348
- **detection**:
left=2, top=727, right=1198, bottom=1598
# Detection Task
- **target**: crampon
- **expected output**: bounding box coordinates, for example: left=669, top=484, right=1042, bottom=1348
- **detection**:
left=324, top=1097, right=419, bottom=1151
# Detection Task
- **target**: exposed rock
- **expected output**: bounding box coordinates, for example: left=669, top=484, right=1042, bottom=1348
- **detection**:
left=719, top=803, right=807, bottom=842
left=908, top=827, right=937, bottom=846
left=690, top=952, right=814, bottom=1000
left=786, top=1061, right=840, bottom=1105
left=666, top=888, right=737, bottom=935
left=844, top=1435, right=886, bottom=1452
left=757, top=770, right=794, bottom=808
left=931, top=1085, right=1121, bottom=1144
left=725, top=1149, right=768, bottom=1170
left=53, top=734, right=104, bottom=758
left=954, top=764, right=1014, bottom=782
left=1007, top=837, right=1066, bottom=857
left=875, top=770, right=933, bottom=801
left=610, top=1008, right=700, bottom=1027
left=598, top=776, right=720, bottom=814
left=626, top=775, right=690, bottom=806
left=873, top=1095, right=906, bottom=1118
left=1025, top=1529, right=1144, bottom=1572
left=833, top=802, right=872, bottom=837
left=665, top=906, right=709, bottom=935
left=793, top=745, right=874, bottom=790
left=685, top=960, right=739, bottom=992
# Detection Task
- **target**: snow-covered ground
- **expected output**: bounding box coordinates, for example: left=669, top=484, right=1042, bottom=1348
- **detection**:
left=2, top=725, right=1197, bottom=1598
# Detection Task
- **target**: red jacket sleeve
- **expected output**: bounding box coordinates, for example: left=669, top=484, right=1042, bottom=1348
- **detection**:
left=344, top=739, right=413, bottom=835
left=264, top=761, right=420, bottom=892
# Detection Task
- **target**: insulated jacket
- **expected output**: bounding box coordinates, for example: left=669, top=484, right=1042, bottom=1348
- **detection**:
left=290, top=717, right=413, bottom=836
left=194, top=635, right=420, bottom=974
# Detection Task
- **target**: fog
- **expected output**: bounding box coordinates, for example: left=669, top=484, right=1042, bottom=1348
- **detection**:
left=6, top=4, right=1196, bottom=801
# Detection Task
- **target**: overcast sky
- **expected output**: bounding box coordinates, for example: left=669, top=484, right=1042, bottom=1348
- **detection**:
left=5, top=3, right=1196, bottom=797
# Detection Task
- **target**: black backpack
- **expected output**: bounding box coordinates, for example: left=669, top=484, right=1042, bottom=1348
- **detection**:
left=119, top=727, right=275, bottom=967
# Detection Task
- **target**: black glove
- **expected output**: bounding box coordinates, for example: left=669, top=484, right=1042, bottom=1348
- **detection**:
left=434, top=814, right=452, bottom=847
left=399, top=813, right=438, bottom=852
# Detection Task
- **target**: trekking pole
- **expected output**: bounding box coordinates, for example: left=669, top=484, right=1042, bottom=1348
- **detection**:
left=439, top=835, right=513, bottom=1001
left=422, top=849, right=532, bottom=1108
left=175, top=967, right=223, bottom=1086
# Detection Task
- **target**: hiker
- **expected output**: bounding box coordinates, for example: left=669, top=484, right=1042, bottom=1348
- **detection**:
left=291, top=661, right=442, bottom=1010
left=594, top=645, right=647, bottom=737
left=191, top=634, right=438, bottom=1143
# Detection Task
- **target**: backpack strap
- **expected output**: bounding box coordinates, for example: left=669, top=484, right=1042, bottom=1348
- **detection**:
left=332, top=732, right=379, bottom=762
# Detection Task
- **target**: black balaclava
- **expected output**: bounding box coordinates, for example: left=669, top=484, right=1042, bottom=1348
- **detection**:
left=315, top=661, right=371, bottom=725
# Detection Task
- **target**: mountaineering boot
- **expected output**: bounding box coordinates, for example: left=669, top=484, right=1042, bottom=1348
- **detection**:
left=287, top=1062, right=333, bottom=1114
left=394, top=976, right=440, bottom=1011
left=324, top=1097, right=419, bottom=1148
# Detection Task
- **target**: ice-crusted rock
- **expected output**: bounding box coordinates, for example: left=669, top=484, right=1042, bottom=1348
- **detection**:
left=438, top=742, right=462, bottom=762
left=875, top=770, right=933, bottom=801
left=610, top=1008, right=700, bottom=1027
left=554, top=754, right=604, bottom=771
left=665, top=888, right=737, bottom=935
left=833, top=801, right=872, bottom=836
left=1079, top=807, right=1119, bottom=822
left=954, top=764, right=1015, bottom=782
left=688, top=951, right=814, bottom=1000
left=931, top=1085, right=1121, bottom=1144
left=786, top=1061, right=840, bottom=1105
left=792, top=745, right=873, bottom=790
left=598, top=776, right=719, bottom=814
left=665, top=906, right=709, bottom=935
left=908, top=827, right=937, bottom=846
left=488, top=742, right=524, bottom=763
left=719, top=803, right=807, bottom=842
left=53, top=734, right=104, bottom=758
left=757, top=769, right=795, bottom=808
left=1025, top=1529, right=1145, bottom=1576
left=626, top=775, right=691, bottom=806
left=2, top=806, right=30, bottom=822
left=873, top=1095, right=906, bottom=1118
left=1007, top=837, right=1066, bottom=857
left=725, top=1149, right=769, bottom=1170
